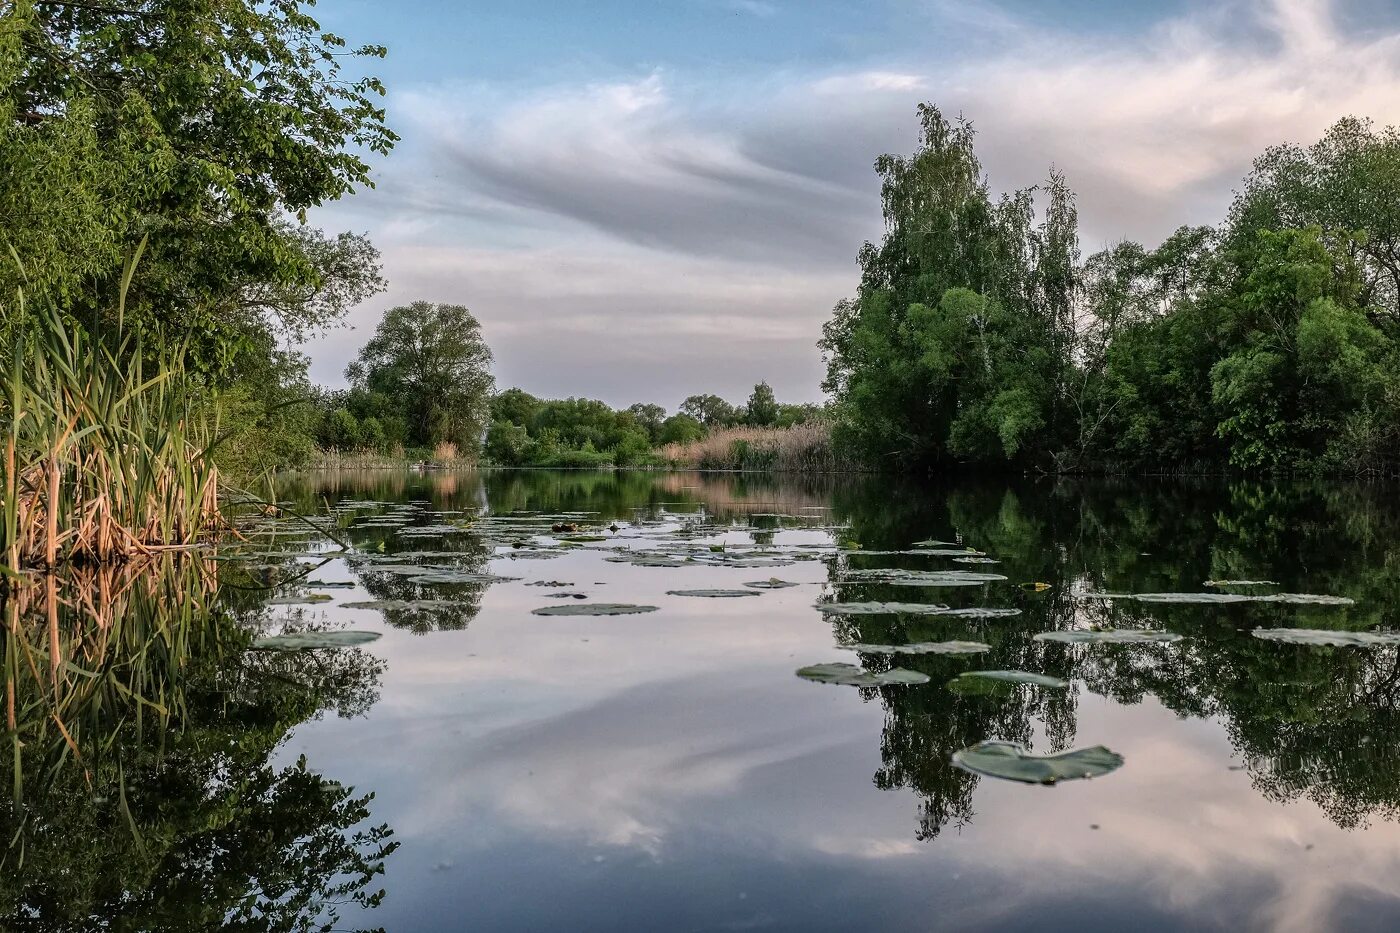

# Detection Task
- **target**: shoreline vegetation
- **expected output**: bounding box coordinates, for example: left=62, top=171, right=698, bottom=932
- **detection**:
left=11, top=0, right=1400, bottom=586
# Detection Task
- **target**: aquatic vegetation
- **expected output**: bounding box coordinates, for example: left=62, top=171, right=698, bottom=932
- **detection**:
left=955, top=670, right=1068, bottom=688
left=817, top=601, right=952, bottom=615
left=1251, top=629, right=1400, bottom=647
left=1035, top=630, right=1183, bottom=644
left=838, top=568, right=1008, bottom=585
left=252, top=630, right=383, bottom=650
left=817, top=602, right=1019, bottom=618
left=952, top=741, right=1124, bottom=785
left=744, top=578, right=801, bottom=589
left=844, top=640, right=991, bottom=655
left=665, top=589, right=762, bottom=598
left=795, top=662, right=931, bottom=686
left=530, top=603, right=659, bottom=616
left=1, top=299, right=225, bottom=569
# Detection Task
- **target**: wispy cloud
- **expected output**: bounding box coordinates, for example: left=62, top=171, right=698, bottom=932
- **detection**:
left=312, top=0, right=1400, bottom=403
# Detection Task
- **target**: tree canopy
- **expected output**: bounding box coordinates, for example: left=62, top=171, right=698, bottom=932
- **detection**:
left=345, top=301, right=495, bottom=454
left=822, top=104, right=1400, bottom=475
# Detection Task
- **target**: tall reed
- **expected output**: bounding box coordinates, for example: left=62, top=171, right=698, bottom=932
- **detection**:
left=1, top=288, right=222, bottom=570
left=657, top=422, right=860, bottom=473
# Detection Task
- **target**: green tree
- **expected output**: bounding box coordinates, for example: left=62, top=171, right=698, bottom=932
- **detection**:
left=1, top=0, right=396, bottom=374
left=680, top=393, right=739, bottom=427
left=626, top=402, right=667, bottom=441
left=658, top=413, right=705, bottom=445
left=744, top=382, right=779, bottom=426
left=819, top=104, right=1078, bottom=470
left=346, top=301, right=495, bottom=454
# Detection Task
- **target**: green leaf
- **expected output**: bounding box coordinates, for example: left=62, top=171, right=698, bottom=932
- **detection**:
left=795, top=663, right=930, bottom=686
left=952, top=741, right=1123, bottom=785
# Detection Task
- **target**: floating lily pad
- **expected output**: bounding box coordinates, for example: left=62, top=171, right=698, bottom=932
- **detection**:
left=846, top=640, right=992, bottom=655
left=817, top=601, right=951, bottom=615
left=934, top=607, right=1022, bottom=619
left=252, top=630, right=382, bottom=651
left=1263, top=593, right=1355, bottom=606
left=266, top=593, right=334, bottom=605
left=912, top=539, right=963, bottom=548
left=952, top=556, right=1001, bottom=564
left=304, top=580, right=356, bottom=589
left=1132, top=592, right=1256, bottom=604
left=342, top=599, right=460, bottom=611
left=795, top=662, right=930, bottom=686
left=951, top=740, right=1123, bottom=785
left=526, top=580, right=575, bottom=587
left=665, top=589, right=762, bottom=598
left=1205, top=580, right=1278, bottom=587
left=530, top=603, right=659, bottom=616
left=1252, top=628, right=1400, bottom=646
left=744, top=579, right=800, bottom=589
left=1130, top=592, right=1352, bottom=606
left=1035, top=629, right=1183, bottom=644
left=956, top=670, right=1068, bottom=688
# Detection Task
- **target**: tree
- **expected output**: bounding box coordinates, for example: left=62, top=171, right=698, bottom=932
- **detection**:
left=820, top=104, right=1076, bottom=469
left=626, top=403, right=667, bottom=441
left=680, top=394, right=739, bottom=427
left=1228, top=116, right=1400, bottom=318
left=346, top=301, right=494, bottom=454
left=1, top=0, right=396, bottom=375
left=744, top=382, right=779, bottom=426
left=658, top=413, right=705, bottom=445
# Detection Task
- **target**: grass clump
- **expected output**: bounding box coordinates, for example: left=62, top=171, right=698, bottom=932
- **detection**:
left=657, top=422, right=858, bottom=473
left=2, top=295, right=223, bottom=570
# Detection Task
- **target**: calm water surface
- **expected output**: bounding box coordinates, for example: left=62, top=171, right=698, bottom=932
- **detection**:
left=11, top=469, right=1400, bottom=932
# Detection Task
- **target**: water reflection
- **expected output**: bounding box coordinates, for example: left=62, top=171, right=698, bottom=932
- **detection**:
left=11, top=469, right=1400, bottom=930
left=0, top=557, right=396, bottom=931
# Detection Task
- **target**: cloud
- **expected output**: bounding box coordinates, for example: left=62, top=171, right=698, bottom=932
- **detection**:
left=310, top=0, right=1400, bottom=403
left=722, top=0, right=778, bottom=16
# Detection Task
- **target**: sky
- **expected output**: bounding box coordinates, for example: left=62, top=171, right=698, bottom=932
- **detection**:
left=304, top=0, right=1400, bottom=410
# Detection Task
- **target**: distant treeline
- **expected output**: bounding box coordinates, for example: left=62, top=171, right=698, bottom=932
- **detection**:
left=822, top=105, right=1400, bottom=475
left=478, top=385, right=823, bottom=468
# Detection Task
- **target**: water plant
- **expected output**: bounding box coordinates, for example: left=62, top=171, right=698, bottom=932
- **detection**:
left=2, top=281, right=224, bottom=570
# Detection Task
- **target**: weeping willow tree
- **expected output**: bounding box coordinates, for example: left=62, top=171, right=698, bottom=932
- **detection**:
left=819, top=105, right=1081, bottom=471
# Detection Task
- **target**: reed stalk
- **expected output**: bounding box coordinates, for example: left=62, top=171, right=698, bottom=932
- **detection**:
left=0, top=285, right=226, bottom=571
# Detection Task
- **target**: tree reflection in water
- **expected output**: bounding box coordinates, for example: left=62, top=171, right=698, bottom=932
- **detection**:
left=0, top=556, right=395, bottom=932
left=827, top=477, right=1400, bottom=839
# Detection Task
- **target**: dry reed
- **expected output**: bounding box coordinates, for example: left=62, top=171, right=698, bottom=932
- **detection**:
left=1, top=290, right=225, bottom=571
left=657, top=422, right=858, bottom=473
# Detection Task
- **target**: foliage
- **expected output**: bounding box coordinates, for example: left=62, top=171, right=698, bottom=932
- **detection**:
left=823, top=104, right=1400, bottom=475
left=0, top=292, right=222, bottom=568
left=820, top=105, right=1078, bottom=471
left=345, top=301, right=494, bottom=456
left=1, top=0, right=395, bottom=376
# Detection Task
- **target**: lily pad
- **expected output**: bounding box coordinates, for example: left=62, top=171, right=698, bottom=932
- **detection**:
left=1035, top=629, right=1183, bottom=644
left=795, top=662, right=930, bottom=686
left=846, top=640, right=991, bottom=655
left=956, top=670, right=1068, bottom=688
left=530, top=603, right=659, bottom=616
left=252, top=630, right=382, bottom=651
left=1132, top=592, right=1257, bottom=604
left=744, top=579, right=801, bottom=589
left=1205, top=579, right=1278, bottom=587
left=951, top=740, right=1123, bottom=785
left=817, top=601, right=951, bottom=615
left=1252, top=628, right=1400, bottom=646
left=1262, top=593, right=1355, bottom=606
left=266, top=593, right=334, bottom=605
left=952, top=556, right=1001, bottom=564
left=934, top=607, right=1022, bottom=619
left=666, top=589, right=762, bottom=598
left=342, top=599, right=460, bottom=611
